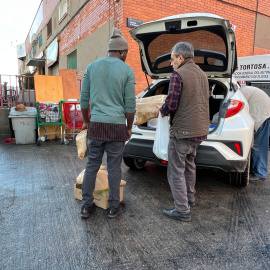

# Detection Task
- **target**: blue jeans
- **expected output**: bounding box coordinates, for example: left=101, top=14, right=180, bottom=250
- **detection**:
left=82, top=139, right=125, bottom=208
left=251, top=118, right=270, bottom=178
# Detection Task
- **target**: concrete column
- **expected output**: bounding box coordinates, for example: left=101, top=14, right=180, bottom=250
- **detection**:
left=0, top=108, right=12, bottom=143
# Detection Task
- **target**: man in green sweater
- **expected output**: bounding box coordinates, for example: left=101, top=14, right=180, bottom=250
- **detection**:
left=80, top=28, right=136, bottom=219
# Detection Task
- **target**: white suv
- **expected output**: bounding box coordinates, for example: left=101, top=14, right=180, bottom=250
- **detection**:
left=123, top=13, right=254, bottom=187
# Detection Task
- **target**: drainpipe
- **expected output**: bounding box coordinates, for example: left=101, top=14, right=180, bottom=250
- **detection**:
left=252, top=0, right=259, bottom=56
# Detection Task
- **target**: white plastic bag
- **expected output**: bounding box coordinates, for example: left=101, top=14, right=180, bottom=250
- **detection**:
left=153, top=112, right=170, bottom=161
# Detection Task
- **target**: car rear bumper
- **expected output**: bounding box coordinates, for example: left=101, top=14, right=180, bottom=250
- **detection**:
left=123, top=138, right=248, bottom=172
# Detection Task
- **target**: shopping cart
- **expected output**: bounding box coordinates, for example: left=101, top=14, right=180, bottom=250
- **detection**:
left=62, top=100, right=86, bottom=145
left=36, top=101, right=63, bottom=146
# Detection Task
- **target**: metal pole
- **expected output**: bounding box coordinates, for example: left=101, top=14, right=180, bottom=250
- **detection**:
left=0, top=75, right=2, bottom=108
left=9, top=75, right=12, bottom=108
left=28, top=76, right=30, bottom=106
left=15, top=75, right=18, bottom=105
left=252, top=0, right=259, bottom=55
left=22, top=75, right=25, bottom=105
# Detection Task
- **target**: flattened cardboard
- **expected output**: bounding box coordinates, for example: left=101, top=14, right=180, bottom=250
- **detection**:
left=34, top=75, right=64, bottom=102
left=59, top=69, right=80, bottom=100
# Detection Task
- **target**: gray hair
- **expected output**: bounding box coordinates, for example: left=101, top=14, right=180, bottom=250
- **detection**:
left=171, top=42, right=194, bottom=59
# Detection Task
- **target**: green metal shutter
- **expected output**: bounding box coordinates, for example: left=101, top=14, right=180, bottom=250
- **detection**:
left=68, top=51, right=77, bottom=71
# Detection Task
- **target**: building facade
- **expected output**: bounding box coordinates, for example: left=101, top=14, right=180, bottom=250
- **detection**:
left=18, top=0, right=270, bottom=94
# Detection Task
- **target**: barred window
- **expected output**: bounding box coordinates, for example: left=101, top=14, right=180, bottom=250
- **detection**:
left=59, top=0, right=68, bottom=22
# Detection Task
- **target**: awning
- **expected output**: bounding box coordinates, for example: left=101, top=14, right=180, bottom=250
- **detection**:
left=46, top=38, right=58, bottom=67
left=26, top=58, right=45, bottom=67
left=17, top=43, right=26, bottom=60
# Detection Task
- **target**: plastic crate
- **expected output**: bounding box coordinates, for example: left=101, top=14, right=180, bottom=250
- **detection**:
left=62, top=101, right=84, bottom=129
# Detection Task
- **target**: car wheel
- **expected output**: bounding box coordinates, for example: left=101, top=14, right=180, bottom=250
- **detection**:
left=123, top=157, right=146, bottom=170
left=230, top=152, right=250, bottom=187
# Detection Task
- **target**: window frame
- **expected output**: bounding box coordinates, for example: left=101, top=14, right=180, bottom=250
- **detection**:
left=33, top=45, right=37, bottom=56
left=47, top=19, right=52, bottom=38
left=59, top=0, right=68, bottom=23
left=38, top=34, right=43, bottom=48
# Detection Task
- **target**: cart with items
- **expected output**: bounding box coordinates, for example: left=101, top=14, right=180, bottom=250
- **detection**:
left=36, top=101, right=63, bottom=146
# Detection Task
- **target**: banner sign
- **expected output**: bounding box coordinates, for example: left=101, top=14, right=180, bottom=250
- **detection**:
left=17, top=43, right=26, bottom=59
left=233, top=54, right=270, bottom=85
left=46, top=38, right=58, bottom=67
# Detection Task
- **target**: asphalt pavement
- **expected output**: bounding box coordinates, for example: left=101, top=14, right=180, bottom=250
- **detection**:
left=1, top=140, right=270, bottom=270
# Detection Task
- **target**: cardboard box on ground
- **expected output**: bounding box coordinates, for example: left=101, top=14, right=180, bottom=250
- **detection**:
left=74, top=166, right=126, bottom=210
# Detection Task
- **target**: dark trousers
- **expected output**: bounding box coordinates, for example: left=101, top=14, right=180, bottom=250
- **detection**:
left=82, top=139, right=125, bottom=208
left=167, top=138, right=201, bottom=213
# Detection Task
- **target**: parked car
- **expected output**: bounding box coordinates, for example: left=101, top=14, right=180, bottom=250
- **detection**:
left=123, top=13, right=254, bottom=187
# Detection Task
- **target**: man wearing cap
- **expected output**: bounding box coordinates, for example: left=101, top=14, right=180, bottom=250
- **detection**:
left=80, top=28, right=136, bottom=219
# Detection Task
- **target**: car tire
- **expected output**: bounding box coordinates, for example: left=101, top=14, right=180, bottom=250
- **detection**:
left=230, top=152, right=250, bottom=187
left=123, top=157, right=146, bottom=170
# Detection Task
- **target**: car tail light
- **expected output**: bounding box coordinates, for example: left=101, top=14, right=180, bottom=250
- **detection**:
left=223, top=141, right=243, bottom=156
left=161, top=160, right=168, bottom=164
left=234, top=142, right=242, bottom=155
left=225, top=99, right=244, bottom=118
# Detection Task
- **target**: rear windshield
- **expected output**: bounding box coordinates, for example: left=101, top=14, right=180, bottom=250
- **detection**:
left=144, top=28, right=227, bottom=74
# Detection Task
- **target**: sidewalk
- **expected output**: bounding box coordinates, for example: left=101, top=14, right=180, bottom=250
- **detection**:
left=1, top=141, right=270, bottom=270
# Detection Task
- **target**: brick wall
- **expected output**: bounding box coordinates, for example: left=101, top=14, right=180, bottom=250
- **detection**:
left=254, top=47, right=270, bottom=55
left=59, top=0, right=117, bottom=55
left=57, top=0, right=270, bottom=94
left=123, top=0, right=270, bottom=94
left=258, top=0, right=270, bottom=16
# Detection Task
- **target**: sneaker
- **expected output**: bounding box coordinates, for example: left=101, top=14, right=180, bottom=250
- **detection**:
left=81, top=204, right=96, bottom=219
left=249, top=175, right=265, bottom=182
left=107, top=202, right=126, bottom=219
left=163, top=209, right=191, bottom=222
